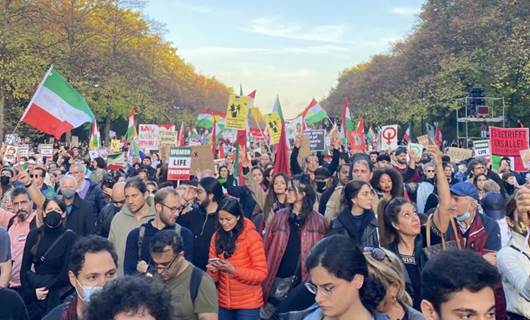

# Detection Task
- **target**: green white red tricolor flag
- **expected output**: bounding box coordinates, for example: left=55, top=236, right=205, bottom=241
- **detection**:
left=89, top=121, right=101, bottom=150
left=21, top=66, right=95, bottom=139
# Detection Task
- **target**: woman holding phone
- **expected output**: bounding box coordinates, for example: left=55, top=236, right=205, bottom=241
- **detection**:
left=207, top=198, right=268, bottom=320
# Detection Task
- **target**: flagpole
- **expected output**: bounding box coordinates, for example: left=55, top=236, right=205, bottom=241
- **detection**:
left=14, top=65, right=54, bottom=135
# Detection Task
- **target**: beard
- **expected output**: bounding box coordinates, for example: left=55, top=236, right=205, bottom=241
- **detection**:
left=200, top=197, right=210, bottom=211
left=17, top=210, right=28, bottom=220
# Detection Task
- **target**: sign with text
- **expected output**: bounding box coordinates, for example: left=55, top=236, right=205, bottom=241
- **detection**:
left=490, top=126, right=529, bottom=171
left=111, top=139, right=122, bottom=153
left=4, top=145, right=17, bottom=164
left=473, top=140, right=490, bottom=157
left=158, top=130, right=177, bottom=146
left=17, top=144, right=29, bottom=157
left=167, top=147, right=191, bottom=181
left=416, top=135, right=430, bottom=147
left=4, top=134, right=19, bottom=145
left=446, top=147, right=473, bottom=163
left=408, top=143, right=423, bottom=159
left=265, top=112, right=282, bottom=144
left=138, top=124, right=175, bottom=151
left=38, top=144, right=53, bottom=159
left=520, top=149, right=530, bottom=169
left=304, top=129, right=325, bottom=151
left=224, top=95, right=249, bottom=130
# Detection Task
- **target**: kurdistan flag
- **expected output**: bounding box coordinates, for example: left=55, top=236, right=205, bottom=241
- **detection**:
left=303, top=98, right=328, bottom=125
left=21, top=66, right=95, bottom=139
left=196, top=112, right=213, bottom=129
left=126, top=111, right=139, bottom=157
left=89, top=121, right=101, bottom=150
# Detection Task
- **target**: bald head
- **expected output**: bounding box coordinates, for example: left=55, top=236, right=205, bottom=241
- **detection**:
left=111, top=181, right=126, bottom=208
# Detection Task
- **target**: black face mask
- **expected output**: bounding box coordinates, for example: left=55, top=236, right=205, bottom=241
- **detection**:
left=44, top=211, right=62, bottom=229
left=0, top=176, right=10, bottom=186
left=315, top=181, right=326, bottom=193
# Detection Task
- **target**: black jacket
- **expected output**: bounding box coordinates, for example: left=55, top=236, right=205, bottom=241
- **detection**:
left=176, top=205, right=219, bottom=271
left=83, top=179, right=106, bottom=216
left=97, top=203, right=119, bottom=238
left=329, top=209, right=379, bottom=248
left=65, top=194, right=96, bottom=236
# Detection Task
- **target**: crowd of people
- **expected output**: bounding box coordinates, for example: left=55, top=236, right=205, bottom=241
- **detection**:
left=0, top=134, right=530, bottom=320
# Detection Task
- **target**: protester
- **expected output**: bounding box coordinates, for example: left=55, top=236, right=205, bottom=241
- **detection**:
left=321, top=163, right=350, bottom=218
left=371, top=167, right=404, bottom=202
left=150, top=229, right=218, bottom=320
left=7, top=187, right=38, bottom=294
left=415, top=163, right=435, bottom=214
left=363, top=247, right=423, bottom=320
left=379, top=145, right=452, bottom=308
left=20, top=197, right=77, bottom=319
left=96, top=181, right=125, bottom=238
left=473, top=173, right=488, bottom=200
left=392, top=147, right=420, bottom=184
left=497, top=194, right=530, bottom=319
left=207, top=198, right=267, bottom=319
left=261, top=177, right=328, bottom=318
left=481, top=192, right=510, bottom=247
left=420, top=250, right=498, bottom=320
left=88, top=157, right=107, bottom=186
left=295, top=235, right=387, bottom=320
left=329, top=180, right=380, bottom=247
left=43, top=235, right=118, bottom=320
left=57, top=176, right=95, bottom=236
left=177, top=177, right=224, bottom=271
left=108, top=177, right=156, bottom=275
left=259, top=173, right=289, bottom=231
left=85, top=275, right=172, bottom=320
left=0, top=286, right=30, bottom=320
left=69, top=164, right=105, bottom=215
left=124, top=187, right=193, bottom=275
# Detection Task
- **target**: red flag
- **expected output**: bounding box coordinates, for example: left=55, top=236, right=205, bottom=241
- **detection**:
left=178, top=121, right=185, bottom=146
left=434, top=123, right=442, bottom=146
left=403, top=127, right=410, bottom=143
left=272, top=96, right=290, bottom=176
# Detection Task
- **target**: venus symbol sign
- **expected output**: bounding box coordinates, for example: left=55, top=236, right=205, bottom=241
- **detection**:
left=381, top=125, right=398, bottom=150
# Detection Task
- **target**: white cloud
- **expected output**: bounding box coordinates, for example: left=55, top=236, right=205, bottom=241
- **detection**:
left=180, top=45, right=350, bottom=57
left=247, top=17, right=349, bottom=43
left=389, top=5, right=421, bottom=17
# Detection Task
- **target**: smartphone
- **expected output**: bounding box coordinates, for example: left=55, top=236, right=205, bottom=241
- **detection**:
left=208, top=258, right=222, bottom=263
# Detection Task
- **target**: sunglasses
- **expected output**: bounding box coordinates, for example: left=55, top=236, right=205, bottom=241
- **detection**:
left=363, top=247, right=387, bottom=261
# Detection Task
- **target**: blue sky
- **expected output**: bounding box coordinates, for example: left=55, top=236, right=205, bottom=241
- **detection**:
left=143, top=0, right=424, bottom=118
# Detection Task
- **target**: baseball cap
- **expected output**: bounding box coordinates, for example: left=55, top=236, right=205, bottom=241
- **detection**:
left=314, top=167, right=331, bottom=179
left=395, top=147, right=407, bottom=156
left=480, top=192, right=505, bottom=220
left=450, top=182, right=479, bottom=200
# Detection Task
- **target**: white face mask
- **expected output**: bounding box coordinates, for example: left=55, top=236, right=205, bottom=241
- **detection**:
left=76, top=278, right=102, bottom=305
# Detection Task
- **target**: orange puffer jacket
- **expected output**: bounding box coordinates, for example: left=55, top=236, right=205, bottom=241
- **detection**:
left=208, top=218, right=268, bottom=309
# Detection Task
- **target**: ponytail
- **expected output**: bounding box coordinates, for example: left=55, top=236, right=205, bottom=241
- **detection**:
left=359, top=274, right=386, bottom=312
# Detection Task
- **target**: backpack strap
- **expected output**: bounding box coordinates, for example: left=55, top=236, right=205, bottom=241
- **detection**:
left=137, top=226, right=146, bottom=261
left=40, top=229, right=74, bottom=263
left=189, top=266, right=204, bottom=304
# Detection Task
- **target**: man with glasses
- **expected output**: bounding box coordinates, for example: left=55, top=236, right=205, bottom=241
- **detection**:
left=31, top=167, right=55, bottom=198
left=5, top=187, right=37, bottom=295
left=150, top=229, right=218, bottom=320
left=123, top=187, right=193, bottom=275
left=467, top=158, right=506, bottom=196
left=97, top=182, right=125, bottom=238
left=416, top=163, right=436, bottom=214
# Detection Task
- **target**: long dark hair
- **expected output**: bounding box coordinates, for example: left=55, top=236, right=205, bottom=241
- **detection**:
left=290, top=177, right=316, bottom=218
left=263, top=173, right=289, bottom=220
left=342, top=180, right=371, bottom=212
left=379, top=197, right=410, bottom=246
left=306, top=235, right=385, bottom=313
left=31, top=197, right=67, bottom=257
left=215, top=198, right=245, bottom=258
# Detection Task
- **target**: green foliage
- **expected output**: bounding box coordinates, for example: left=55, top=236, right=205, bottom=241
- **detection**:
left=322, top=0, right=530, bottom=141
left=0, top=0, right=230, bottom=141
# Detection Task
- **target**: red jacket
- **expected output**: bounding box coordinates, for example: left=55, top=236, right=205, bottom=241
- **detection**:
left=208, top=218, right=268, bottom=309
left=262, top=208, right=328, bottom=300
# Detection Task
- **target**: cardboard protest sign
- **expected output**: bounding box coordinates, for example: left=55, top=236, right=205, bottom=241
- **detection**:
left=159, top=144, right=171, bottom=163
left=167, top=147, right=192, bottom=181
left=304, top=129, right=325, bottom=151
left=265, top=113, right=282, bottom=144
left=191, top=145, right=214, bottom=173
left=159, top=130, right=177, bottom=146
left=89, top=150, right=100, bottom=160
left=38, top=144, right=53, bottom=159
left=520, top=149, right=530, bottom=169
left=416, top=135, right=430, bottom=147
left=408, top=143, right=423, bottom=158
left=297, top=135, right=311, bottom=165
left=473, top=140, right=490, bottom=157
left=4, top=134, right=18, bottom=145
left=490, top=126, right=529, bottom=171
left=446, top=147, right=473, bottom=162
left=224, top=95, right=249, bottom=130
left=138, top=124, right=175, bottom=151
left=17, top=145, right=29, bottom=157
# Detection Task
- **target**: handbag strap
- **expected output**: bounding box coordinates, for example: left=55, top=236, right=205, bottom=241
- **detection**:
left=449, top=217, right=462, bottom=249
left=39, top=229, right=73, bottom=263
left=425, top=212, right=462, bottom=250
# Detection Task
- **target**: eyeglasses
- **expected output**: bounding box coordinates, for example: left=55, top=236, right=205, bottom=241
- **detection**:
left=364, top=247, right=387, bottom=261
left=160, top=202, right=180, bottom=213
left=112, top=200, right=125, bottom=206
left=304, top=281, right=338, bottom=297
left=426, top=170, right=435, bottom=173
left=153, top=254, right=179, bottom=271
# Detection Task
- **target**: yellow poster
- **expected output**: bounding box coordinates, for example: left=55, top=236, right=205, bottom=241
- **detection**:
left=265, top=112, right=282, bottom=144
left=111, top=139, right=121, bottom=153
left=224, top=95, right=249, bottom=129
